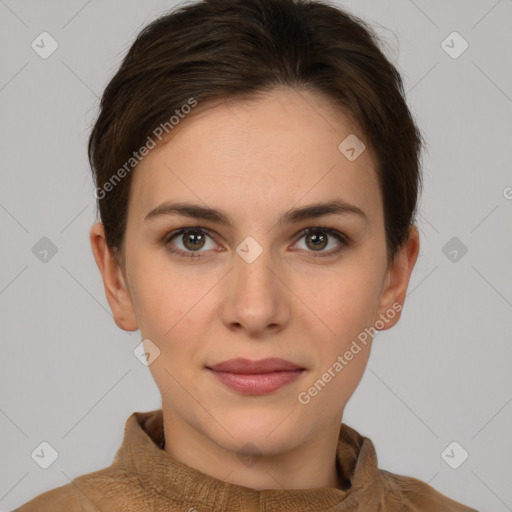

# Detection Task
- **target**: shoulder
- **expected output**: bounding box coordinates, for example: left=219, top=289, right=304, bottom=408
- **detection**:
left=13, top=482, right=90, bottom=512
left=12, top=465, right=142, bottom=512
left=379, top=469, right=479, bottom=512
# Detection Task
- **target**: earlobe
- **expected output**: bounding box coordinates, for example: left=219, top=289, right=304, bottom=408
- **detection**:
left=375, top=225, right=420, bottom=330
left=89, top=223, right=139, bottom=332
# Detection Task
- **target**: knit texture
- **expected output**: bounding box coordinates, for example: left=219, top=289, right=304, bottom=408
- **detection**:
left=14, top=409, right=478, bottom=511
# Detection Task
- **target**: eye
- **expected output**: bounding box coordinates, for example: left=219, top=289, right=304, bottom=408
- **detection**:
left=293, top=227, right=349, bottom=257
left=163, top=226, right=350, bottom=259
left=164, top=227, right=218, bottom=258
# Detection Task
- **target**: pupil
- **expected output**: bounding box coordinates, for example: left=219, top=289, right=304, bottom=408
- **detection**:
left=308, top=232, right=326, bottom=250
left=185, top=231, right=204, bottom=250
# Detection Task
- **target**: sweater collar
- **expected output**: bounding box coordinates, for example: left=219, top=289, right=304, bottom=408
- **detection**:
left=115, top=408, right=384, bottom=511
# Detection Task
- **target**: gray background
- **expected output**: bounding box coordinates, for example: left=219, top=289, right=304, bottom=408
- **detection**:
left=1, top=1, right=511, bottom=511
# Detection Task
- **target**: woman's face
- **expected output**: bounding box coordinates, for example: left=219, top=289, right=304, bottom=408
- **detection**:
left=95, top=87, right=417, bottom=457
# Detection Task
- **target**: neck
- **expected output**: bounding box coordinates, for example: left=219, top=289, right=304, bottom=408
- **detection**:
left=161, top=408, right=345, bottom=491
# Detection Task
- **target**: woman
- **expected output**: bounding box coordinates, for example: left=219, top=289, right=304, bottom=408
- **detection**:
left=14, top=0, right=477, bottom=510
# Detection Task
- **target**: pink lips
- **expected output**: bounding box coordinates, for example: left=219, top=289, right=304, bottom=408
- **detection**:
left=206, top=358, right=305, bottom=395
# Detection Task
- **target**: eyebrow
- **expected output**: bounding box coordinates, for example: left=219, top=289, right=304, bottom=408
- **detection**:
left=144, top=199, right=368, bottom=226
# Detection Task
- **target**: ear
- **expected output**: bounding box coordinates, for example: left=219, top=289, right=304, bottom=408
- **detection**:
left=375, top=225, right=420, bottom=330
left=89, top=222, right=138, bottom=331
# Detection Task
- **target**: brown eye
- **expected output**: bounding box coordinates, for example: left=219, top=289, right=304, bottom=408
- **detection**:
left=182, top=230, right=207, bottom=251
left=294, top=227, right=349, bottom=257
left=165, top=228, right=217, bottom=258
left=305, top=230, right=328, bottom=251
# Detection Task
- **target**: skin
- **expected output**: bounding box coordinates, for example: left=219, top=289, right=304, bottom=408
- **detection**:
left=90, top=86, right=419, bottom=491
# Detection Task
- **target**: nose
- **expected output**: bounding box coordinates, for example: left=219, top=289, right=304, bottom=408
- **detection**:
left=220, top=242, right=291, bottom=338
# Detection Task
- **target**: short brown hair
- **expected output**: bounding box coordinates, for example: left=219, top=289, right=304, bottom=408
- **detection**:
left=88, top=0, right=424, bottom=266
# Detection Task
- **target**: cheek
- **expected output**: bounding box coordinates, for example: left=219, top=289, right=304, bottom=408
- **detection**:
left=300, top=269, right=380, bottom=338
left=131, top=268, right=213, bottom=373
left=128, top=255, right=203, bottom=334
left=294, top=269, right=380, bottom=403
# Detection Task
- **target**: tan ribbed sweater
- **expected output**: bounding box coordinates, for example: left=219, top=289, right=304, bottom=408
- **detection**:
left=14, top=409, right=477, bottom=511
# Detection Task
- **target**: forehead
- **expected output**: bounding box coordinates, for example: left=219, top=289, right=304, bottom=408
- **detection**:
left=128, top=87, right=382, bottom=226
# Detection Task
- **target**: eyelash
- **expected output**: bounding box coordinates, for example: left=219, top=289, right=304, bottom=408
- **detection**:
left=162, top=226, right=351, bottom=259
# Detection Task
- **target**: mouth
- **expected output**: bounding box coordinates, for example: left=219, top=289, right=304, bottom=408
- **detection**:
left=206, top=358, right=305, bottom=395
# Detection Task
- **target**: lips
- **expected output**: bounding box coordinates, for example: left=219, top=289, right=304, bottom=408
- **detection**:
left=206, top=357, right=304, bottom=374
left=206, top=358, right=305, bottom=395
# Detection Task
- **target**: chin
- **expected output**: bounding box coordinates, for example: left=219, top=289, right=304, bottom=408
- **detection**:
left=207, top=409, right=304, bottom=454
